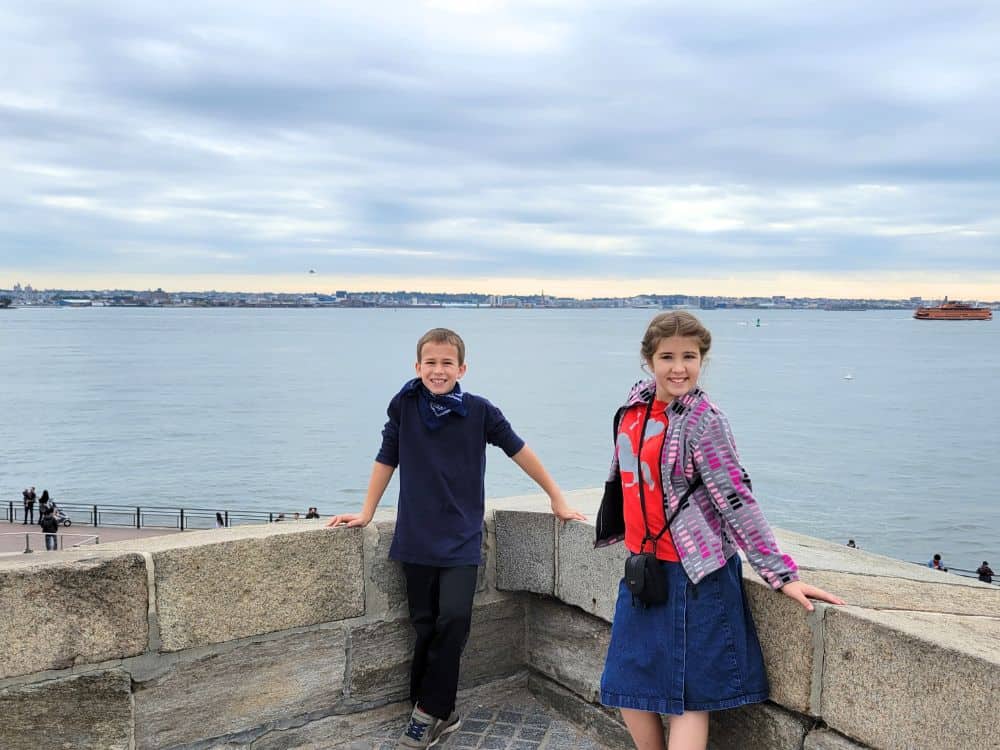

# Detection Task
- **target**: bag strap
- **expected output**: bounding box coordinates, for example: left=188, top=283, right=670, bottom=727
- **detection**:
left=635, top=400, right=704, bottom=554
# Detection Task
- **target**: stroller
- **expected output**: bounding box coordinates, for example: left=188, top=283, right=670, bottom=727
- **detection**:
left=49, top=502, right=72, bottom=527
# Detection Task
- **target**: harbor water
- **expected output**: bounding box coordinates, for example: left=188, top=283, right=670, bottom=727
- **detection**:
left=1, top=306, right=997, bottom=569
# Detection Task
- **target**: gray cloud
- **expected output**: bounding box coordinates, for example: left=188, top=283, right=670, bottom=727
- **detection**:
left=2, top=0, right=999, bottom=286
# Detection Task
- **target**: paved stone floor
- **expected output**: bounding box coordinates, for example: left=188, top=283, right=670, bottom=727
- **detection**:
left=359, top=692, right=614, bottom=750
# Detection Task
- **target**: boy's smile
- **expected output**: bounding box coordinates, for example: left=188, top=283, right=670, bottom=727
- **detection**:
left=648, top=335, right=702, bottom=402
left=416, top=341, right=467, bottom=395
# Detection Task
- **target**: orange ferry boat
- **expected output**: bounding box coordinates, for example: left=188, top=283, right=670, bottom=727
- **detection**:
left=913, top=298, right=992, bottom=321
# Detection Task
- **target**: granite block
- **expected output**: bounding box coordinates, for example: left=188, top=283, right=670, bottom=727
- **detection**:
left=707, top=701, right=811, bottom=750
left=134, top=628, right=348, bottom=749
left=555, top=518, right=627, bottom=623
left=742, top=574, right=820, bottom=714
left=822, top=606, right=1000, bottom=750
left=495, top=511, right=554, bottom=595
left=804, top=728, right=871, bottom=749
left=527, top=596, right=610, bottom=702
left=141, top=525, right=364, bottom=650
left=0, top=553, right=148, bottom=678
left=0, top=670, right=132, bottom=750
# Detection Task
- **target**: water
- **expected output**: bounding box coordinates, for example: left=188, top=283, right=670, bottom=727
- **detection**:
left=2, top=307, right=997, bottom=569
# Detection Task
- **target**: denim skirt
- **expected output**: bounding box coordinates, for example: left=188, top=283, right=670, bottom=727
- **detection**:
left=599, top=554, right=769, bottom=715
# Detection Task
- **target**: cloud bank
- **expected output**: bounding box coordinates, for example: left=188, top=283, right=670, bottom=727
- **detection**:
left=2, top=0, right=999, bottom=294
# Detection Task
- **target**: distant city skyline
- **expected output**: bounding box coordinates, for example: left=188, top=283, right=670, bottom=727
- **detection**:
left=3, top=3, right=999, bottom=295
left=3, top=270, right=999, bottom=301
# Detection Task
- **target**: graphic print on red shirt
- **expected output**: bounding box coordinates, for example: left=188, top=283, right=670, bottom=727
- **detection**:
left=617, top=399, right=679, bottom=562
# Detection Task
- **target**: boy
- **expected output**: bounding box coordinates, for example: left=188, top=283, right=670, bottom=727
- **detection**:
left=328, top=327, right=584, bottom=749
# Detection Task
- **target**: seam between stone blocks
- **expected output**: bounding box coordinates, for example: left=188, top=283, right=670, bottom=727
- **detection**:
left=552, top=515, right=560, bottom=600
left=129, top=684, right=137, bottom=750
left=347, top=522, right=380, bottom=703
left=140, top=551, right=162, bottom=655
left=808, top=603, right=827, bottom=716
left=860, top=606, right=1000, bottom=620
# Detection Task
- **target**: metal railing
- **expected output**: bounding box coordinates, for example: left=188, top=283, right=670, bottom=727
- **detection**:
left=5, top=501, right=299, bottom=530
left=0, top=532, right=101, bottom=554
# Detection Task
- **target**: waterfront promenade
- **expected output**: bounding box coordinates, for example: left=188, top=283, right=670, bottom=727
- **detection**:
left=2, top=500, right=283, bottom=555
left=0, top=525, right=181, bottom=555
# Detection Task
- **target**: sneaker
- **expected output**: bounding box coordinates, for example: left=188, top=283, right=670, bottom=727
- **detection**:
left=397, top=706, right=436, bottom=748
left=397, top=706, right=461, bottom=748
left=428, top=711, right=461, bottom=747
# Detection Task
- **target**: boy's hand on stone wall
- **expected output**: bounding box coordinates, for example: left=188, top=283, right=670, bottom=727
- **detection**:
left=550, top=498, right=587, bottom=523
left=326, top=512, right=372, bottom=528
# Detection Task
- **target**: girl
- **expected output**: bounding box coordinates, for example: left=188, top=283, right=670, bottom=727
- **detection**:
left=595, top=312, right=843, bottom=750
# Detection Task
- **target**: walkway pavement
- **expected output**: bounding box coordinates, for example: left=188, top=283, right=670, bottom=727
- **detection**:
left=354, top=691, right=613, bottom=750
left=0, top=524, right=182, bottom=555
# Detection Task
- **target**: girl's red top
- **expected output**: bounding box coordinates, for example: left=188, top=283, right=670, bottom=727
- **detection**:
left=618, top=399, right=680, bottom=562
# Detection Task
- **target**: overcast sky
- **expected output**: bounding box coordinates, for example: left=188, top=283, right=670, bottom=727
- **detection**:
left=2, top=0, right=999, bottom=297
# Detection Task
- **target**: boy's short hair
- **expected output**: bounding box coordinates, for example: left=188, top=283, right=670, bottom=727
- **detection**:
left=416, top=328, right=466, bottom=365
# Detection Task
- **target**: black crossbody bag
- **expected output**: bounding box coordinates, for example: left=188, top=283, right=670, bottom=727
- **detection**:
left=624, top=401, right=703, bottom=606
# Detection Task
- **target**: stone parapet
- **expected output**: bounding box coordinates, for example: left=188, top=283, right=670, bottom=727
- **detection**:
left=95, top=522, right=365, bottom=651
left=1, top=490, right=996, bottom=749
left=0, top=507, right=520, bottom=749
left=492, top=490, right=1000, bottom=750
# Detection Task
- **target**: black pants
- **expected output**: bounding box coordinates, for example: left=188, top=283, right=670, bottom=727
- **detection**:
left=24, top=506, right=34, bottom=524
left=402, top=563, right=478, bottom=720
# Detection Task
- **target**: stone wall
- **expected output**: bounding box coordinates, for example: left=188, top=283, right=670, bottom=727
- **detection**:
left=493, top=490, right=1000, bottom=750
left=0, top=512, right=522, bottom=750
left=1, top=489, right=997, bottom=750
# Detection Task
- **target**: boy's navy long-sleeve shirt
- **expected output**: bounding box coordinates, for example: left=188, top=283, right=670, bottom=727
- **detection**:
left=376, top=384, right=525, bottom=566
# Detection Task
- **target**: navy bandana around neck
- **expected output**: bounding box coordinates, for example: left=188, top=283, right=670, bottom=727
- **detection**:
left=404, top=378, right=468, bottom=431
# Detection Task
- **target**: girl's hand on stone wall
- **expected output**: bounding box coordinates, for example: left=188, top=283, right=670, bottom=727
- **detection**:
left=779, top=580, right=845, bottom=611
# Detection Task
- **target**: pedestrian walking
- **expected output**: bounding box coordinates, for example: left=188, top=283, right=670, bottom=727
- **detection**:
left=40, top=510, right=59, bottom=551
